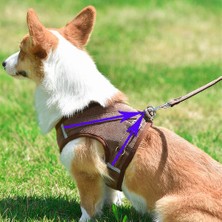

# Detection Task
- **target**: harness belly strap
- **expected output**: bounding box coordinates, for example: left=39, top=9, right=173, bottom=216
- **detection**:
left=55, top=103, right=150, bottom=191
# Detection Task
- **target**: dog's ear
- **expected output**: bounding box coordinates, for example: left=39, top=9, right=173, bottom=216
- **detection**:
left=64, top=6, right=96, bottom=47
left=27, top=9, right=46, bottom=46
left=26, top=9, right=57, bottom=58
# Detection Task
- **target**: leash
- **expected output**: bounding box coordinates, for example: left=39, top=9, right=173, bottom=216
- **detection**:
left=144, top=76, right=222, bottom=121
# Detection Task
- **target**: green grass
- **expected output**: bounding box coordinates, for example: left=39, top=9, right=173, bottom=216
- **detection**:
left=0, top=0, right=222, bottom=221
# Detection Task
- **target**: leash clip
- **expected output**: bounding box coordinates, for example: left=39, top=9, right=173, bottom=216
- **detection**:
left=144, top=103, right=171, bottom=122
left=144, top=106, right=156, bottom=122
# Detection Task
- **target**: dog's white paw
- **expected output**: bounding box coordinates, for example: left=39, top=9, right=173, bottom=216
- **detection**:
left=79, top=207, right=91, bottom=222
left=113, top=191, right=124, bottom=206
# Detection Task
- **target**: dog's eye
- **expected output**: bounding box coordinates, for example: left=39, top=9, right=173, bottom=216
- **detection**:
left=16, top=71, right=28, bottom=77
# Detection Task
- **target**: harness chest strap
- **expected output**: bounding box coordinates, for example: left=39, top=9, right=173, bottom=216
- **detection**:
left=55, top=103, right=151, bottom=190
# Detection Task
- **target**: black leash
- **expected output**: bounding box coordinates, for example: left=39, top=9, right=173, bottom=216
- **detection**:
left=144, top=76, right=222, bottom=121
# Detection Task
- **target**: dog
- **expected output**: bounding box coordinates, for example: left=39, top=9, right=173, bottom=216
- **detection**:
left=3, top=6, right=222, bottom=222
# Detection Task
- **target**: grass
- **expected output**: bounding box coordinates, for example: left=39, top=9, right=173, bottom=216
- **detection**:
left=0, top=0, right=222, bottom=221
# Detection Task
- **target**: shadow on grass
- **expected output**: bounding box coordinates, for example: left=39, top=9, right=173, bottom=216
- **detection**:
left=0, top=196, right=81, bottom=221
left=0, top=196, right=153, bottom=221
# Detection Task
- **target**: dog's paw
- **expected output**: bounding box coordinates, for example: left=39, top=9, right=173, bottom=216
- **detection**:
left=113, top=191, right=124, bottom=206
left=79, top=207, right=91, bottom=222
left=104, top=187, right=125, bottom=206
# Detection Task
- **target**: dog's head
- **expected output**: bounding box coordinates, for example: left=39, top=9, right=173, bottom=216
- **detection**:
left=2, top=6, right=96, bottom=84
left=3, top=7, right=125, bottom=133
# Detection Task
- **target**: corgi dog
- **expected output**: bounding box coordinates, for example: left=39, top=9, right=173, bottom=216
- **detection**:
left=3, top=6, right=222, bottom=222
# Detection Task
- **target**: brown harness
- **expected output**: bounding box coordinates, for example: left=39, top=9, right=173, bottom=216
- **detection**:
left=55, top=103, right=151, bottom=190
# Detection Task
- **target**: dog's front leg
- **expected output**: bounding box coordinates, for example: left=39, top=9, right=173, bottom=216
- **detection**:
left=75, top=172, right=105, bottom=222
left=60, top=138, right=108, bottom=221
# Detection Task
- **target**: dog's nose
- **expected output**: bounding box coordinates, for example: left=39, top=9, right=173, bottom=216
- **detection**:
left=2, top=61, right=6, bottom=69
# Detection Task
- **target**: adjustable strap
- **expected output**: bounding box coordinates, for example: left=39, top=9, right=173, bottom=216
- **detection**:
left=105, top=121, right=151, bottom=190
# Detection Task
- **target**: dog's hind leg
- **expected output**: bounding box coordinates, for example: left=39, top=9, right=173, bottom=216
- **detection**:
left=155, top=194, right=222, bottom=222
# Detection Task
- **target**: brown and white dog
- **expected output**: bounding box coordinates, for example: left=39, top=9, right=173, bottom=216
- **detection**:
left=3, top=6, right=222, bottom=222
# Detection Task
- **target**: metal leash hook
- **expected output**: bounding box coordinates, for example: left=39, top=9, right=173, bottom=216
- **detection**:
left=144, top=106, right=156, bottom=122
left=144, top=103, right=171, bottom=122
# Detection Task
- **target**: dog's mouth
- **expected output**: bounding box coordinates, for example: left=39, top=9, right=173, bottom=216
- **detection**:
left=16, top=71, right=27, bottom=77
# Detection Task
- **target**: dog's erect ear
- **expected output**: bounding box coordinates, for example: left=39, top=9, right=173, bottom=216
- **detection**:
left=26, top=9, right=57, bottom=58
left=27, top=9, right=46, bottom=46
left=64, top=6, right=96, bottom=47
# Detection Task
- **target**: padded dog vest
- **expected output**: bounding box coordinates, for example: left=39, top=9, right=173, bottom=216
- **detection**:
left=55, top=103, right=150, bottom=190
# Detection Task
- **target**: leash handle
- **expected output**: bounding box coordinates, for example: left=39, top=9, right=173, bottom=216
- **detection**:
left=144, top=76, right=222, bottom=121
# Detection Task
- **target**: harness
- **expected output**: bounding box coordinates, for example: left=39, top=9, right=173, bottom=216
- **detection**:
left=55, top=103, right=151, bottom=190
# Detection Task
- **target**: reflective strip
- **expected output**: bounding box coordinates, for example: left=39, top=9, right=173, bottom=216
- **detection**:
left=107, top=163, right=121, bottom=174
left=61, top=124, right=68, bottom=139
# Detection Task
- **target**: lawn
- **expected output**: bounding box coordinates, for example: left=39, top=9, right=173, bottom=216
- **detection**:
left=0, top=0, right=221, bottom=221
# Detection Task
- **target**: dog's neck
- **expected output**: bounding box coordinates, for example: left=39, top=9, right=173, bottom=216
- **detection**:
left=35, top=31, right=124, bottom=134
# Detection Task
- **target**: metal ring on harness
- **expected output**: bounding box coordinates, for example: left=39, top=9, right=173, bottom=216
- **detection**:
left=144, top=106, right=156, bottom=122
